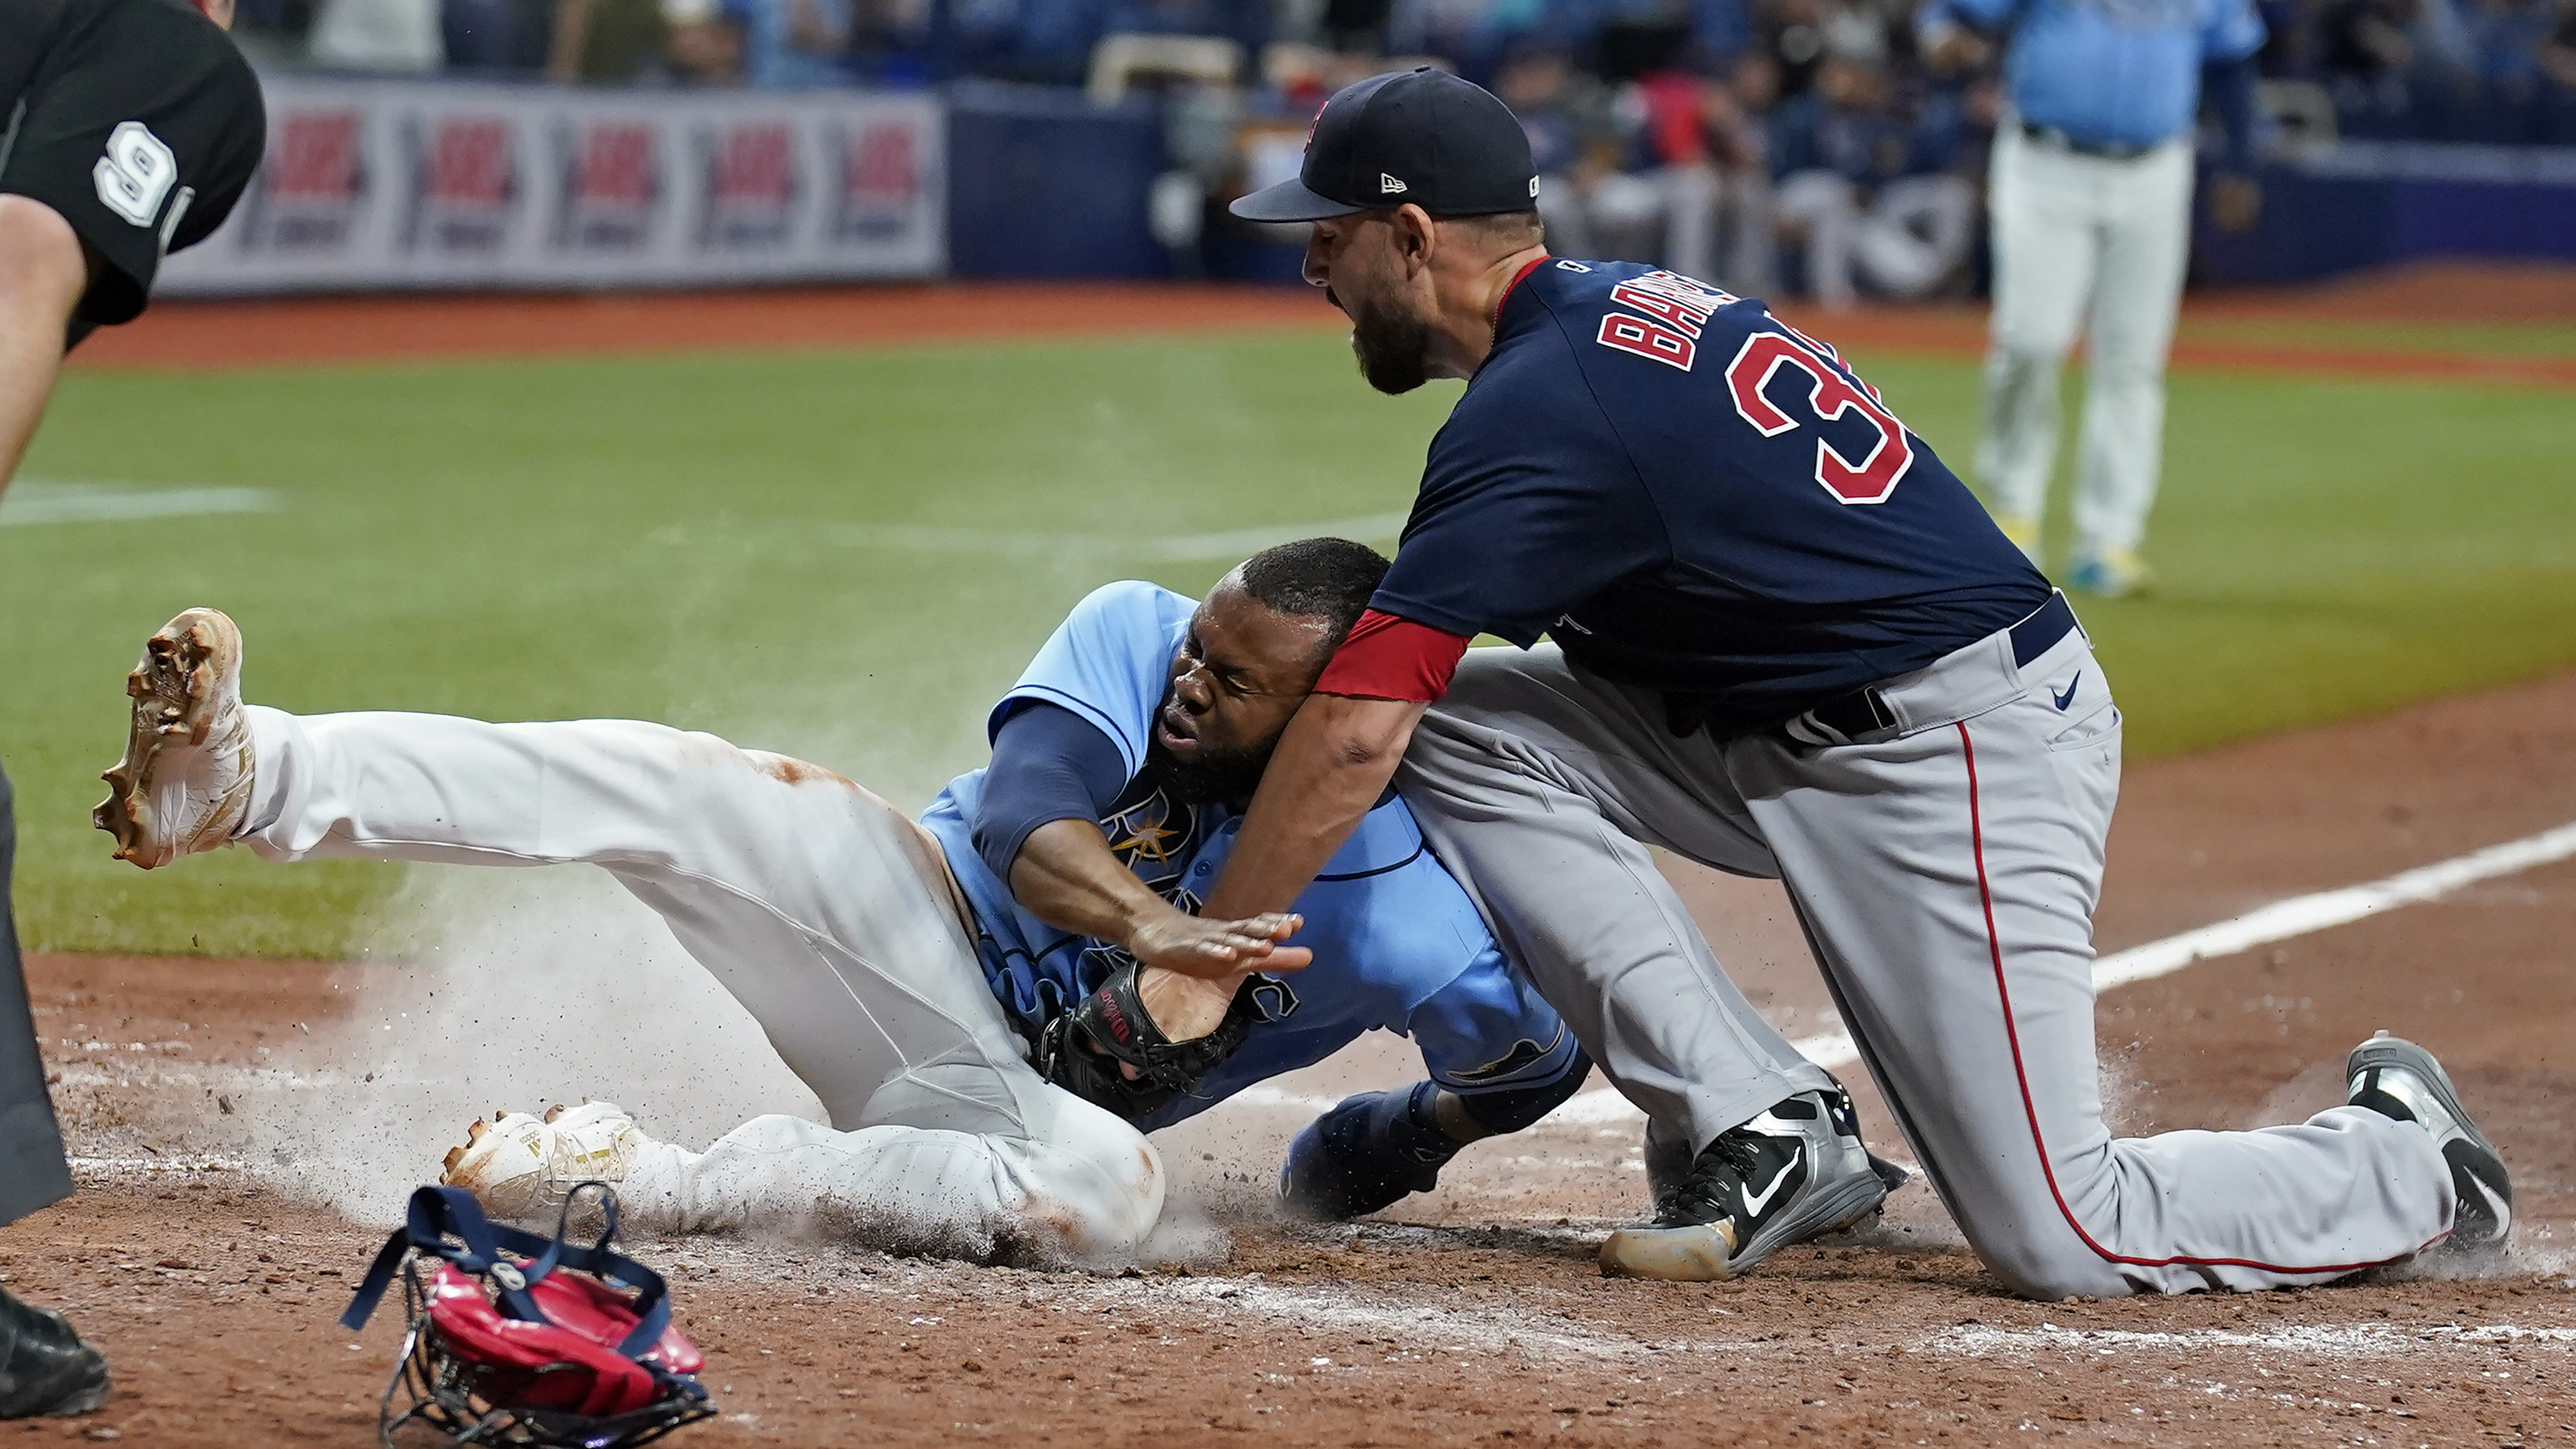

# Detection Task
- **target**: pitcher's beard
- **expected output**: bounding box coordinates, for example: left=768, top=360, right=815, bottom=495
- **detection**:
left=1346, top=292, right=1433, bottom=396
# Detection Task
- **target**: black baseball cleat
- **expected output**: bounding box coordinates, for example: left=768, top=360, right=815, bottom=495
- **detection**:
left=0, top=1289, right=109, bottom=1418
left=1603, top=1087, right=1894, bottom=1282
left=2347, top=1030, right=2512, bottom=1253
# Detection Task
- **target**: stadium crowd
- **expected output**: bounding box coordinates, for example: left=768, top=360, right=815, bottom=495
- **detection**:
left=231, top=0, right=2576, bottom=300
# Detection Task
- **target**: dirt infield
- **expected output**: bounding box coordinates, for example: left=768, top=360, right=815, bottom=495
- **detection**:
left=68, top=262, right=2576, bottom=388
left=9, top=663, right=2572, bottom=1445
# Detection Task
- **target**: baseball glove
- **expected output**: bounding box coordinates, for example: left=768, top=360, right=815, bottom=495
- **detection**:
left=1035, top=950, right=1260, bottom=1122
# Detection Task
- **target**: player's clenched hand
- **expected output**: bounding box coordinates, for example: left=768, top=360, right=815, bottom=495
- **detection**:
left=1125, top=908, right=1313, bottom=979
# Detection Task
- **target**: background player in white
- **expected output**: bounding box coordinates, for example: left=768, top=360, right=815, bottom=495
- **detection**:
left=0, top=0, right=264, bottom=1416
left=1919, top=0, right=2268, bottom=595
left=93, top=541, right=1895, bottom=1260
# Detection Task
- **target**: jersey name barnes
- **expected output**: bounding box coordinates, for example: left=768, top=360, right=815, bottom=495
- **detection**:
left=1370, top=259, right=2053, bottom=737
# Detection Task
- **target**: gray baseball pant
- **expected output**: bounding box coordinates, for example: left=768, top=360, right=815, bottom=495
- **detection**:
left=0, top=762, right=73, bottom=1228
left=1397, top=618, right=2455, bottom=1298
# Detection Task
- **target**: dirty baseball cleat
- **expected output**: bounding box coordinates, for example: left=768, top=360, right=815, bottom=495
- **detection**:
left=2064, top=548, right=2156, bottom=600
left=0, top=1288, right=109, bottom=1419
left=1603, top=1088, right=1893, bottom=1282
left=2347, top=1031, right=2512, bottom=1253
left=94, top=607, right=255, bottom=869
left=441, top=1101, right=646, bottom=1223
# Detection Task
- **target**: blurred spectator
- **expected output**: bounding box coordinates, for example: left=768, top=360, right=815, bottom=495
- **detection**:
left=1498, top=48, right=1655, bottom=265
left=2323, top=0, right=2428, bottom=123
left=1756, top=0, right=1832, bottom=94
left=310, top=0, right=444, bottom=67
left=1704, top=50, right=1784, bottom=292
left=2547, top=0, right=2576, bottom=81
left=1769, top=57, right=1971, bottom=305
left=442, top=0, right=555, bottom=67
left=731, top=0, right=852, bottom=83
left=2546, top=0, right=2576, bottom=134
left=669, top=0, right=748, bottom=79
left=548, top=0, right=672, bottom=80
left=1324, top=0, right=1395, bottom=52
left=933, top=0, right=1108, bottom=84
left=846, top=0, right=933, bottom=81
left=1106, top=0, right=1270, bottom=50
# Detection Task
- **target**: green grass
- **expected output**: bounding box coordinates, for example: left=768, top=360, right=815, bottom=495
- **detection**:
left=4, top=329, right=2572, bottom=958
left=2174, top=316, right=2576, bottom=358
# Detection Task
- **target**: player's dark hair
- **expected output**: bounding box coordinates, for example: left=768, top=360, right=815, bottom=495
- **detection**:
left=1236, top=537, right=1392, bottom=653
left=1446, top=208, right=1545, bottom=253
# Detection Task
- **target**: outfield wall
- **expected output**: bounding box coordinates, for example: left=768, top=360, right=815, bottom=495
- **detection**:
left=156, top=77, right=948, bottom=294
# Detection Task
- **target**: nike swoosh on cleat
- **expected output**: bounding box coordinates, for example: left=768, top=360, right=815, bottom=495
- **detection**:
left=2052, top=672, right=2082, bottom=711
left=1739, top=1145, right=1802, bottom=1219
left=2462, top=1174, right=2512, bottom=1237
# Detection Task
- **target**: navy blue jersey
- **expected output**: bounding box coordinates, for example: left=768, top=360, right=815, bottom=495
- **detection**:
left=1372, top=260, right=2052, bottom=735
left=919, top=582, right=1580, bottom=1132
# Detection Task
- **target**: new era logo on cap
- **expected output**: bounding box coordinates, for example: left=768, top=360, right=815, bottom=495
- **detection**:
left=1230, top=67, right=1538, bottom=223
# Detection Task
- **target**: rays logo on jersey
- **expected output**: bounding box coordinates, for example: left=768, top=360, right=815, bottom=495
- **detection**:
left=1097, top=782, right=1209, bottom=901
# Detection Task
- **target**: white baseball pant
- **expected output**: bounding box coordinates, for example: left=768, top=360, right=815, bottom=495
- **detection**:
left=1976, top=124, right=2195, bottom=559
left=236, top=707, right=1163, bottom=1264
left=1398, top=621, right=2453, bottom=1299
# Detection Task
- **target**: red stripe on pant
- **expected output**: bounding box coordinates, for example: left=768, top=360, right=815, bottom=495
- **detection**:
left=1955, top=719, right=2442, bottom=1279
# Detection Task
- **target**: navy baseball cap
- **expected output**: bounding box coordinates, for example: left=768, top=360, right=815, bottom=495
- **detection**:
left=1231, top=67, right=1538, bottom=223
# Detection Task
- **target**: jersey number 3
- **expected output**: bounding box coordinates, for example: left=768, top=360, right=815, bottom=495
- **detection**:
left=1725, top=332, right=1914, bottom=505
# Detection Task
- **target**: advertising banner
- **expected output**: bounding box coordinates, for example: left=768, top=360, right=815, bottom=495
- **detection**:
left=160, top=77, right=946, bottom=294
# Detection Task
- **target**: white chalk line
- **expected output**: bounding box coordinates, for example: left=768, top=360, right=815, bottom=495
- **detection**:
left=0, top=480, right=276, bottom=526
left=1933, top=1322, right=2576, bottom=1357
left=1081, top=1272, right=2574, bottom=1365
left=1233, top=817, right=2576, bottom=1128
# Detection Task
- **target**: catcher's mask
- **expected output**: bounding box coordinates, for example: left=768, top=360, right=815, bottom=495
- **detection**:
left=341, top=1182, right=716, bottom=1449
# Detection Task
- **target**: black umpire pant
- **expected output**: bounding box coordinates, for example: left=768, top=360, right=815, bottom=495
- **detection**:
left=0, top=762, right=72, bottom=1227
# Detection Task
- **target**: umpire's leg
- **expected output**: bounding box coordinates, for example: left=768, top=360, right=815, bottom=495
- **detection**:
left=0, top=765, right=72, bottom=1221
left=0, top=760, right=109, bottom=1417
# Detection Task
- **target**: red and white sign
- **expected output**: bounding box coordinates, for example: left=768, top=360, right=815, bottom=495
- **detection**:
left=164, top=75, right=945, bottom=293
left=240, top=107, right=367, bottom=251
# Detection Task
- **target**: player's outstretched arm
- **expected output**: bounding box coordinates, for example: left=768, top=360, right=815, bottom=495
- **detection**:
left=1010, top=818, right=1310, bottom=976
left=0, top=198, right=93, bottom=501
left=1195, top=694, right=1427, bottom=938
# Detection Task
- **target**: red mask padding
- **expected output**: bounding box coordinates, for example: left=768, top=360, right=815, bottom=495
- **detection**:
left=423, top=1262, right=707, bottom=1418
left=1313, top=610, right=1471, bottom=703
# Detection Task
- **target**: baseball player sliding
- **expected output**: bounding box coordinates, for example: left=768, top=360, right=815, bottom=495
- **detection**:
left=1172, top=68, right=2511, bottom=1299
left=96, top=540, right=1901, bottom=1263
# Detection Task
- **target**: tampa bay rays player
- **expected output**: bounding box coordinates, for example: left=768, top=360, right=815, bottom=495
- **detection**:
left=93, top=538, right=1896, bottom=1263
left=1919, top=0, right=2267, bottom=594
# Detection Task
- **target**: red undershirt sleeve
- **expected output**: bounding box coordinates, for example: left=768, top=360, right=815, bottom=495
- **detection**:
left=1313, top=610, right=1471, bottom=703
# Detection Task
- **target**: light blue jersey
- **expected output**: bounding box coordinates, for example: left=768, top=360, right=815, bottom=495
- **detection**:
left=921, top=582, right=1579, bottom=1134
left=1920, top=0, right=2264, bottom=151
